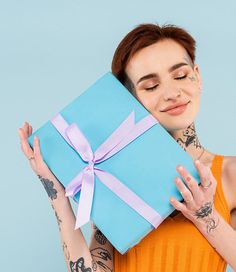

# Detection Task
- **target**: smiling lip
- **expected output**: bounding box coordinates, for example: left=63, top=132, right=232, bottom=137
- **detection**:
left=164, top=101, right=190, bottom=116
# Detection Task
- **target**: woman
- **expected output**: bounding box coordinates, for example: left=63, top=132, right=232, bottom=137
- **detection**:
left=18, top=23, right=236, bottom=271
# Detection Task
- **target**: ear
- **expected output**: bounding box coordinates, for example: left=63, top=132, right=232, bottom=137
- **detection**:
left=193, top=64, right=202, bottom=91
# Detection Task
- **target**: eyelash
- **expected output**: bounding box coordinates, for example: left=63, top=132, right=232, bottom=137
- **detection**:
left=145, top=85, right=159, bottom=91
left=145, top=75, right=187, bottom=91
left=176, top=75, right=187, bottom=80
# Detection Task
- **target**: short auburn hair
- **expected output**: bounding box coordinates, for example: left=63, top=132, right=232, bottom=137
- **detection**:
left=111, top=23, right=196, bottom=92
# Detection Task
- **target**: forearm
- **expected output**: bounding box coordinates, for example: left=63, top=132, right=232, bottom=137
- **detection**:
left=89, top=223, right=114, bottom=271
left=196, top=209, right=236, bottom=270
left=50, top=193, right=100, bottom=272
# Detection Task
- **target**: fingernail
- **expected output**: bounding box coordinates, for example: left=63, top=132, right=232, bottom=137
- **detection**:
left=177, top=165, right=183, bottom=170
left=175, top=177, right=180, bottom=183
left=195, top=160, right=200, bottom=165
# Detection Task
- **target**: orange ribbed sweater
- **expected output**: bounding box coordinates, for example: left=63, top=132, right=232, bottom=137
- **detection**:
left=114, top=155, right=231, bottom=272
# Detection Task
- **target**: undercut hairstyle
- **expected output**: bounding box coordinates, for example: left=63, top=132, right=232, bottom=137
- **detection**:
left=111, top=23, right=196, bottom=93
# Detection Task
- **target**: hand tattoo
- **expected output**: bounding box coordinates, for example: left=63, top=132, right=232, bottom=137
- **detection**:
left=37, top=175, right=58, bottom=200
left=195, top=202, right=212, bottom=218
left=195, top=202, right=219, bottom=233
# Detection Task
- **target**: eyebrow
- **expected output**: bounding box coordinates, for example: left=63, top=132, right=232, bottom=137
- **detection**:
left=136, top=62, right=189, bottom=86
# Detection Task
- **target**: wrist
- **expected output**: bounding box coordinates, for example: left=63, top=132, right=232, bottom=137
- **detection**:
left=194, top=207, right=220, bottom=235
left=50, top=192, right=71, bottom=209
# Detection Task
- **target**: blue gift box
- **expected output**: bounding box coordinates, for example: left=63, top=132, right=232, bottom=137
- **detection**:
left=28, top=72, right=200, bottom=254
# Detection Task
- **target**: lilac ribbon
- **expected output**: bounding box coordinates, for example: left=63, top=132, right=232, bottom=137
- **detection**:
left=51, top=111, right=163, bottom=230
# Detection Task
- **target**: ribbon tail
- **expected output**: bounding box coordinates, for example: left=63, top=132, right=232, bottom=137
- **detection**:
left=94, top=168, right=163, bottom=228
left=65, top=171, right=84, bottom=197
left=74, top=169, right=95, bottom=229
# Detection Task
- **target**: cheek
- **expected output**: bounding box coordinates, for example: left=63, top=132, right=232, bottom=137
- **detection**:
left=136, top=93, right=160, bottom=112
left=188, top=86, right=201, bottom=107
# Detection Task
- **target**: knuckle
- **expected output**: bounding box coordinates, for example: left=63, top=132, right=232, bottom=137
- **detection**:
left=176, top=204, right=182, bottom=210
left=202, top=176, right=208, bottom=184
left=188, top=181, right=195, bottom=190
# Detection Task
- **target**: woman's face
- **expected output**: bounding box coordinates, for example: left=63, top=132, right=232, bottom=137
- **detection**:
left=125, top=39, right=202, bottom=133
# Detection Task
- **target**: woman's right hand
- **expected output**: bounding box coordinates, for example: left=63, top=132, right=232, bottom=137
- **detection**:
left=18, top=121, right=66, bottom=201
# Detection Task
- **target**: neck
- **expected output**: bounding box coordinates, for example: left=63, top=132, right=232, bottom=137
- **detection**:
left=168, top=122, right=214, bottom=166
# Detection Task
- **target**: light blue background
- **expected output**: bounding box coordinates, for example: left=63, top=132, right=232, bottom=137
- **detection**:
left=0, top=0, right=235, bottom=271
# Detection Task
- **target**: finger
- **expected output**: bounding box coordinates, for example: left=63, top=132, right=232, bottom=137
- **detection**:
left=194, top=160, right=213, bottom=188
left=176, top=165, right=200, bottom=199
left=170, top=197, right=187, bottom=212
left=23, top=122, right=29, bottom=136
left=175, top=177, right=194, bottom=204
left=28, top=124, right=33, bottom=135
left=33, top=136, right=43, bottom=164
left=18, top=128, right=34, bottom=158
left=25, top=122, right=29, bottom=135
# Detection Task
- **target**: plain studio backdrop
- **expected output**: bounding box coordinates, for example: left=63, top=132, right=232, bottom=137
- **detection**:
left=0, top=0, right=235, bottom=271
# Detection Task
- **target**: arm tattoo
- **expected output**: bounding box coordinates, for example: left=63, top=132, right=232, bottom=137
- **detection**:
left=195, top=202, right=219, bottom=233
left=37, top=175, right=58, bottom=200
left=91, top=261, right=98, bottom=271
left=95, top=261, right=112, bottom=272
left=90, top=247, right=111, bottom=261
left=62, top=241, right=70, bottom=261
left=90, top=247, right=112, bottom=272
left=94, top=228, right=107, bottom=245
left=54, top=210, right=62, bottom=231
left=69, top=257, right=97, bottom=272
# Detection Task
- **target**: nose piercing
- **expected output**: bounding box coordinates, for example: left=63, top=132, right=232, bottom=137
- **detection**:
left=178, top=88, right=183, bottom=95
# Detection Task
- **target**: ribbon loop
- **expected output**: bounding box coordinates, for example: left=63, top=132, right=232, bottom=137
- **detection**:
left=66, top=123, right=94, bottom=162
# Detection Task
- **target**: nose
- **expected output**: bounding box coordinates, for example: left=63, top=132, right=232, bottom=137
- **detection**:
left=162, top=85, right=182, bottom=101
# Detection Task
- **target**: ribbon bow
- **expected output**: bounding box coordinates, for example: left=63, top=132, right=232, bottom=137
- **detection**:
left=51, top=111, right=163, bottom=229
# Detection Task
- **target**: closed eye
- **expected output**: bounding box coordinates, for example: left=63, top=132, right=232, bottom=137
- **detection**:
left=145, top=84, right=159, bottom=91
left=175, top=75, right=187, bottom=80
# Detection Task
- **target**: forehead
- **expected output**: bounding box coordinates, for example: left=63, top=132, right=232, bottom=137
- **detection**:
left=125, top=39, right=189, bottom=80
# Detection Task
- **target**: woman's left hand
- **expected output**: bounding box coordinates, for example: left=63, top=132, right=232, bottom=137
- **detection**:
left=170, top=160, right=219, bottom=233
